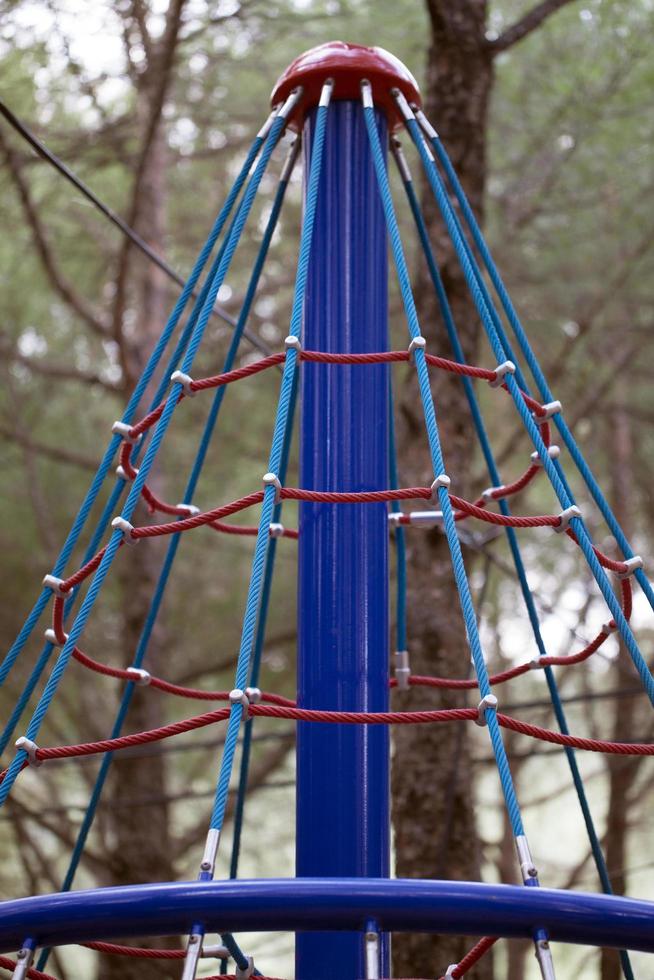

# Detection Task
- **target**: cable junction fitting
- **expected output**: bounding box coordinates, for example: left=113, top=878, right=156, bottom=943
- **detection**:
left=390, top=86, right=414, bottom=123
left=245, top=686, right=262, bottom=706
left=111, top=420, right=141, bottom=445
left=475, top=693, right=498, bottom=727
left=431, top=474, right=451, bottom=503
left=444, top=966, right=458, bottom=979
left=10, top=944, right=35, bottom=980
left=489, top=360, right=516, bottom=388
left=176, top=502, right=200, bottom=517
left=284, top=334, right=302, bottom=352
left=534, top=937, right=557, bottom=980
left=44, top=627, right=68, bottom=647
left=280, top=137, right=301, bottom=183
left=115, top=463, right=138, bottom=482
left=360, top=79, right=374, bottom=110
left=127, top=668, right=151, bottom=686
left=408, top=335, right=426, bottom=362
left=398, top=510, right=444, bottom=527
left=413, top=105, right=439, bottom=140
left=617, top=555, right=644, bottom=580
left=15, top=737, right=42, bottom=768
left=390, top=136, right=412, bottom=183
left=364, top=928, right=380, bottom=979
left=533, top=400, right=562, bottom=424
left=269, top=522, right=285, bottom=538
left=201, top=943, right=230, bottom=960
left=394, top=650, right=411, bottom=691
left=199, top=827, right=220, bottom=875
left=181, top=932, right=203, bottom=980
left=111, top=515, right=138, bottom=544
left=235, top=955, right=255, bottom=979
left=515, top=834, right=538, bottom=882
left=553, top=505, right=581, bottom=534
left=482, top=485, right=504, bottom=503
left=263, top=471, right=282, bottom=503
left=170, top=370, right=196, bottom=397
left=319, top=78, right=335, bottom=108
left=42, top=573, right=67, bottom=598
left=230, top=687, right=251, bottom=719
left=531, top=445, right=560, bottom=467
left=601, top=620, right=618, bottom=636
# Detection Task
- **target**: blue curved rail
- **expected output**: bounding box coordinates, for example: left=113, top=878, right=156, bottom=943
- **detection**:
left=2, top=879, right=654, bottom=954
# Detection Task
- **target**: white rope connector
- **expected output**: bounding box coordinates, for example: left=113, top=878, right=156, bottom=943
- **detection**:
left=112, top=420, right=141, bottom=444
left=285, top=335, right=301, bottom=352
left=15, top=736, right=42, bottom=768
left=408, top=336, right=426, bottom=362
left=201, top=943, right=230, bottom=960
left=44, top=627, right=68, bottom=646
left=245, top=686, right=262, bottom=705
left=127, top=668, right=151, bottom=686
left=533, top=400, right=562, bottom=423
left=42, top=573, right=67, bottom=598
left=11, top=944, right=35, bottom=980
left=531, top=445, right=560, bottom=467
left=617, top=555, right=644, bottom=580
left=235, top=956, right=255, bottom=979
left=489, top=360, right=516, bottom=388
left=534, top=938, right=556, bottom=980
left=263, top=471, right=282, bottom=503
left=170, top=370, right=196, bottom=397
left=475, top=693, right=498, bottom=726
left=176, top=502, right=200, bottom=516
left=515, top=833, right=538, bottom=881
left=116, top=464, right=139, bottom=482
left=444, top=966, right=458, bottom=979
left=388, top=512, right=403, bottom=529
left=553, top=505, right=581, bottom=533
left=481, top=485, right=504, bottom=503
left=199, top=827, right=220, bottom=874
left=230, top=688, right=250, bottom=719
left=394, top=650, right=411, bottom=691
left=430, top=474, right=451, bottom=503
left=181, top=932, right=204, bottom=980
left=269, top=522, right=285, bottom=538
left=111, top=515, right=138, bottom=544
left=601, top=620, right=618, bottom=636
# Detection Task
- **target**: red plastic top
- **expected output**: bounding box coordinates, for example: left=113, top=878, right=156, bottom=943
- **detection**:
left=271, top=41, right=421, bottom=131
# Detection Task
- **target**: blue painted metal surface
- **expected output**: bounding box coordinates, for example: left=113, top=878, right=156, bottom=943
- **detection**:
left=2, top=880, right=654, bottom=953
left=296, top=100, right=390, bottom=979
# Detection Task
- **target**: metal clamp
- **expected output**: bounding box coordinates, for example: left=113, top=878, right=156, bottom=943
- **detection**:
left=285, top=334, right=302, bottom=352
left=553, top=505, right=581, bottom=533
left=181, top=932, right=204, bottom=980
left=235, top=956, right=255, bottom=979
left=617, top=555, right=643, bottom=580
left=481, top=485, right=504, bottom=503
left=116, top=463, right=138, bottom=482
left=111, top=515, right=138, bottom=544
left=360, top=78, right=374, bottom=110
left=390, top=86, right=414, bottom=123
left=515, top=833, right=538, bottom=882
left=112, top=420, right=141, bottom=445
left=15, top=736, right=42, bottom=768
left=245, top=686, right=262, bottom=705
left=269, top=522, right=285, bottom=538
left=176, top=502, right=200, bottom=517
left=44, top=627, right=68, bottom=646
left=530, top=445, right=560, bottom=467
left=430, top=474, right=451, bottom=502
left=601, top=620, right=618, bottom=636
left=390, top=136, right=412, bottom=183
left=394, top=650, right=411, bottom=691
left=127, top=668, right=151, bottom=686
left=230, top=688, right=251, bottom=719
left=444, top=966, right=458, bottom=979
left=489, top=360, right=516, bottom=388
left=42, top=573, right=67, bottom=598
left=413, top=105, right=439, bottom=140
left=475, top=693, right=498, bottom=726
left=201, top=943, right=230, bottom=959
left=408, top=336, right=426, bottom=362
left=10, top=944, right=35, bottom=980
left=199, top=827, right=220, bottom=875
left=263, top=472, right=282, bottom=503
left=533, top=400, right=562, bottom=424
left=170, top=370, right=196, bottom=397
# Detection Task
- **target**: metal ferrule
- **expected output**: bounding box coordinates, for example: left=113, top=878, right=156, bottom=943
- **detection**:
left=280, top=137, right=300, bottom=183
left=111, top=515, right=137, bottom=544
left=553, top=505, right=581, bottom=534
left=181, top=933, right=203, bottom=980
left=11, top=945, right=34, bottom=980
left=42, top=574, right=67, bottom=598
left=430, top=474, right=451, bottom=502
left=319, top=79, right=334, bottom=108
left=515, top=834, right=538, bottom=882
left=364, top=930, right=380, bottom=979
left=394, top=650, right=410, bottom=691
left=390, top=137, right=412, bottom=183
left=15, top=737, right=42, bottom=768
left=360, top=79, right=374, bottom=110
left=44, top=627, right=68, bottom=646
left=277, top=87, right=303, bottom=121
left=199, top=828, right=221, bottom=875
left=531, top=446, right=560, bottom=467
left=413, top=106, right=439, bottom=140
left=235, top=956, right=255, bottom=979
left=201, top=943, right=230, bottom=959
left=617, top=555, right=644, bottom=580
left=534, top=938, right=557, bottom=980
left=257, top=108, right=278, bottom=140
left=390, top=87, right=414, bottom=122
left=534, top=400, right=562, bottom=423
left=475, top=694, right=498, bottom=727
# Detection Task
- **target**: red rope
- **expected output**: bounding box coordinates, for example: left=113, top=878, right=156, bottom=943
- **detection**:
left=438, top=936, right=498, bottom=978
left=0, top=956, right=58, bottom=980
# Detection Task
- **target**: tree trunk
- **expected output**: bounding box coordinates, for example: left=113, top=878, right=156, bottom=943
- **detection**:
left=392, top=4, right=495, bottom=977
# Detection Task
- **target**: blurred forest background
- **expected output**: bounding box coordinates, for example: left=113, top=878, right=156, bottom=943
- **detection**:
left=0, top=1, right=653, bottom=978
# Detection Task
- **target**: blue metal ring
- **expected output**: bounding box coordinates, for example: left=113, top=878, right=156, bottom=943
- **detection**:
left=2, top=878, right=654, bottom=954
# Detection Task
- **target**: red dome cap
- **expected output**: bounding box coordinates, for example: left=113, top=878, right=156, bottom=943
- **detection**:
left=271, top=41, right=421, bottom=131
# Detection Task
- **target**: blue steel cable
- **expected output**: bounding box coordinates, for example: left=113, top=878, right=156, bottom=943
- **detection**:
left=0, top=99, right=297, bottom=808
left=0, top=116, right=275, bottom=691
left=361, top=87, right=526, bottom=841
left=399, top=106, right=654, bottom=709
left=33, top=145, right=298, bottom=976
left=396, top=158, right=634, bottom=980
left=207, top=83, right=331, bottom=844
left=421, top=115, right=654, bottom=614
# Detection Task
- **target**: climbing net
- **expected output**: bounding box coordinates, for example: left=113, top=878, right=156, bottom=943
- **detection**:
left=1, top=50, right=653, bottom=980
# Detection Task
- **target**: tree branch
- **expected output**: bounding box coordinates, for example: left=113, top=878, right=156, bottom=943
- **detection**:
left=0, top=422, right=98, bottom=471
left=489, top=0, right=579, bottom=53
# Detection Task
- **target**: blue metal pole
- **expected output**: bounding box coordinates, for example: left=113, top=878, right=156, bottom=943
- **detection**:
left=296, top=99, right=390, bottom=980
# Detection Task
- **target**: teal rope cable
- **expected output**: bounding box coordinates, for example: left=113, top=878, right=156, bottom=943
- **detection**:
left=0, top=121, right=272, bottom=691
left=398, top=165, right=633, bottom=979
left=0, top=106, right=291, bottom=808
left=362, top=93, right=526, bottom=841
left=208, top=88, right=331, bottom=841
left=402, top=113, right=654, bottom=709
left=426, top=124, right=654, bottom=615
